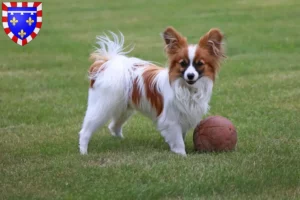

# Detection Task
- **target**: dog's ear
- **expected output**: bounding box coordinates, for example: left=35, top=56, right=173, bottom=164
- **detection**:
left=162, top=26, right=187, bottom=54
left=199, top=28, right=225, bottom=58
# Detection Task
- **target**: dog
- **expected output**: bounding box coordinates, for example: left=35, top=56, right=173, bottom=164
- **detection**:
left=79, top=27, right=225, bottom=155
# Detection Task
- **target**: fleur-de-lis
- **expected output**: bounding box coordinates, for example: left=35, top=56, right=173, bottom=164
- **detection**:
left=26, top=17, right=34, bottom=26
left=18, top=29, right=26, bottom=38
left=10, top=17, right=18, bottom=26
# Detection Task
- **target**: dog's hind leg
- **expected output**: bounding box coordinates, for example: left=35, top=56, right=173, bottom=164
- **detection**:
left=79, top=86, right=127, bottom=154
left=108, top=109, right=134, bottom=138
left=79, top=103, right=112, bottom=155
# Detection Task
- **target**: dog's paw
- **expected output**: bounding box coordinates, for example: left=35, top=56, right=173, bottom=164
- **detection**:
left=108, top=123, right=124, bottom=138
left=171, top=147, right=187, bottom=156
left=79, top=146, right=88, bottom=155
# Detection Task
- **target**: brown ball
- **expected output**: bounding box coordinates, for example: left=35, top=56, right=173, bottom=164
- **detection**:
left=193, top=116, right=237, bottom=152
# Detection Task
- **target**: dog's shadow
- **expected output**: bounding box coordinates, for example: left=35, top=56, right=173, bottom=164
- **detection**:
left=89, top=134, right=166, bottom=154
left=88, top=128, right=196, bottom=155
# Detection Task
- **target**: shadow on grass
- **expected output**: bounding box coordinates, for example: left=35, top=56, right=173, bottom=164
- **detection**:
left=88, top=133, right=167, bottom=154
left=88, top=132, right=237, bottom=156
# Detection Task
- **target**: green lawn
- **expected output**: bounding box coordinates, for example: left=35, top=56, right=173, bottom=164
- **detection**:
left=1, top=0, right=300, bottom=199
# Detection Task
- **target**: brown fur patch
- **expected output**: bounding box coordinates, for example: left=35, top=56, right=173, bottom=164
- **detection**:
left=89, top=60, right=106, bottom=88
left=168, top=47, right=189, bottom=83
left=199, top=28, right=225, bottom=58
left=163, top=27, right=188, bottom=55
left=132, top=77, right=141, bottom=106
left=162, top=27, right=190, bottom=84
left=194, top=48, right=217, bottom=81
left=196, top=29, right=225, bottom=81
left=142, top=65, right=164, bottom=116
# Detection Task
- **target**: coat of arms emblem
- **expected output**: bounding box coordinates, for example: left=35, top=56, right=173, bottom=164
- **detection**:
left=2, top=2, right=42, bottom=46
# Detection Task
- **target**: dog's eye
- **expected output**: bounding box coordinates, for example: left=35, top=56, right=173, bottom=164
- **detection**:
left=179, top=60, right=188, bottom=67
left=194, top=61, right=204, bottom=67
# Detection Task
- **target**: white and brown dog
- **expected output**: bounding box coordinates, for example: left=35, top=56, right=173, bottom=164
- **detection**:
left=79, top=27, right=225, bottom=155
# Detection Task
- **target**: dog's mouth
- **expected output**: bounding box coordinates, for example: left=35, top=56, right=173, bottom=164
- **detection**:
left=185, top=76, right=202, bottom=85
left=186, top=80, right=196, bottom=85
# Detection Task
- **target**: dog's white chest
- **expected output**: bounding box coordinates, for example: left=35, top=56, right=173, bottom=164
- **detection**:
left=172, top=77, right=213, bottom=128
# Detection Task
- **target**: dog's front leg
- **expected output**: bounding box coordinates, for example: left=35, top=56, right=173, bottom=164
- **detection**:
left=160, top=124, right=186, bottom=156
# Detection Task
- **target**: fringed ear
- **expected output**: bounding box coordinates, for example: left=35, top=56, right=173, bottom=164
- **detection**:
left=199, top=28, right=225, bottom=58
left=162, top=26, right=187, bottom=54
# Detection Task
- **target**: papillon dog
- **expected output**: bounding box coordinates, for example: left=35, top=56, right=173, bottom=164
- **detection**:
left=79, top=27, right=225, bottom=155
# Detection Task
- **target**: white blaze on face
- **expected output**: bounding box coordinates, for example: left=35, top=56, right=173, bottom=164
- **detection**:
left=183, top=45, right=199, bottom=82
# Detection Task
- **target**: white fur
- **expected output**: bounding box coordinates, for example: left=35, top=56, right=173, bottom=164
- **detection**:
left=188, top=45, right=197, bottom=61
left=79, top=33, right=214, bottom=156
left=184, top=45, right=198, bottom=81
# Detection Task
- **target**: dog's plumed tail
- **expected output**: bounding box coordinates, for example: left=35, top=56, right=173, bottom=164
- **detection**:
left=87, top=32, right=148, bottom=112
left=90, top=31, right=134, bottom=62
left=88, top=32, right=134, bottom=101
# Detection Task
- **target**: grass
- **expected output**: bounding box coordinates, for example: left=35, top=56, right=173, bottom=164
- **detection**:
left=1, top=0, right=300, bottom=199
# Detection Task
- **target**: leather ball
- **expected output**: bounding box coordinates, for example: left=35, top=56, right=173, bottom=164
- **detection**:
left=193, top=116, right=237, bottom=152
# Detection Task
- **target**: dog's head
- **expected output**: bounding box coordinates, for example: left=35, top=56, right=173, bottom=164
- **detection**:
left=162, top=27, right=225, bottom=86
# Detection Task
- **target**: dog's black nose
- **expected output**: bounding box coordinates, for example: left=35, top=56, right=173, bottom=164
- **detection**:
left=187, top=73, right=195, bottom=80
